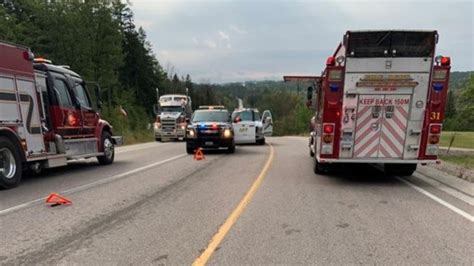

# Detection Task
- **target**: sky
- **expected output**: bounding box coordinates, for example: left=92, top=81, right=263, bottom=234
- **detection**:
left=130, top=0, right=474, bottom=83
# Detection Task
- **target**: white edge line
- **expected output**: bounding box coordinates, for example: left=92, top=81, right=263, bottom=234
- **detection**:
left=0, top=153, right=187, bottom=216
left=396, top=176, right=474, bottom=222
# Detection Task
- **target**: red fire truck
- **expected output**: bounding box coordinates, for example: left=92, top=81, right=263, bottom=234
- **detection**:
left=0, top=41, right=122, bottom=189
left=294, top=30, right=450, bottom=176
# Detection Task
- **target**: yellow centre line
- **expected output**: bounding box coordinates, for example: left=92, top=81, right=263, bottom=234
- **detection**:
left=193, top=143, right=275, bottom=266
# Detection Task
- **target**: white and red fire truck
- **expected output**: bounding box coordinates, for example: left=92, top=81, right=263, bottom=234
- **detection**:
left=291, top=30, right=451, bottom=176
left=0, top=41, right=122, bottom=189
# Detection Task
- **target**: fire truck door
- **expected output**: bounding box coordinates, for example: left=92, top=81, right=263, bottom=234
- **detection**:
left=16, top=78, right=45, bottom=154
left=51, top=76, right=82, bottom=138
left=353, top=95, right=384, bottom=158
left=354, top=94, right=411, bottom=159
left=72, top=81, right=98, bottom=137
left=378, top=94, right=411, bottom=158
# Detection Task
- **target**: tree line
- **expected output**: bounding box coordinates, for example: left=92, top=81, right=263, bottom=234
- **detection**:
left=0, top=0, right=220, bottom=142
left=1, top=1, right=472, bottom=141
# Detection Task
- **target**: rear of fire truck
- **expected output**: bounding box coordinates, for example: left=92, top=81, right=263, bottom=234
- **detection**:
left=309, top=30, right=451, bottom=176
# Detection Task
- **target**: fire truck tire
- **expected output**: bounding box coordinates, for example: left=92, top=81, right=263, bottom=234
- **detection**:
left=313, top=156, right=329, bottom=175
left=257, top=138, right=265, bottom=145
left=97, top=132, right=115, bottom=165
left=155, top=138, right=162, bottom=142
left=0, top=137, right=22, bottom=189
left=384, top=163, right=417, bottom=176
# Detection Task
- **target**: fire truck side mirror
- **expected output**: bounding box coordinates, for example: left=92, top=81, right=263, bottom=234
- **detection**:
left=153, top=104, right=159, bottom=115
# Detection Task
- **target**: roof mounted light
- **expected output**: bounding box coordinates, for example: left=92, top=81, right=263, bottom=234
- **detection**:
left=326, top=56, right=335, bottom=66
left=441, top=56, right=450, bottom=66
left=34, top=58, right=53, bottom=64
left=435, top=55, right=450, bottom=66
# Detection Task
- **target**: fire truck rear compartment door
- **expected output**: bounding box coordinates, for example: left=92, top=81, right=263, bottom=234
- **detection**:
left=378, top=94, right=411, bottom=158
left=0, top=76, right=20, bottom=122
left=353, top=95, right=384, bottom=158
left=17, top=79, right=45, bottom=154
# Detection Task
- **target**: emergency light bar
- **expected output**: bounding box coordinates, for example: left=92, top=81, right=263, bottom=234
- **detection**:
left=34, top=58, right=53, bottom=64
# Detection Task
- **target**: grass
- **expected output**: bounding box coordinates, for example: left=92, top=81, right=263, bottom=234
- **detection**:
left=439, top=154, right=474, bottom=170
left=119, top=129, right=155, bottom=145
left=440, top=131, right=474, bottom=149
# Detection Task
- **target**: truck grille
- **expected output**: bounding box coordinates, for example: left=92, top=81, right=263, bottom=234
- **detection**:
left=161, top=118, right=176, bottom=131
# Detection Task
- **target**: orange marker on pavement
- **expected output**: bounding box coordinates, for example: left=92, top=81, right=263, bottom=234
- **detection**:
left=194, top=148, right=205, bottom=161
left=45, top=193, right=72, bottom=206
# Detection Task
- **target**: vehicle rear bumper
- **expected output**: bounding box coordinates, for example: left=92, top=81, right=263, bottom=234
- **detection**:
left=186, top=137, right=234, bottom=149
left=155, top=129, right=186, bottom=139
left=316, top=156, right=439, bottom=164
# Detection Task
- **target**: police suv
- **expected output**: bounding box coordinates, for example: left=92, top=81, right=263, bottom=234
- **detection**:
left=232, top=108, right=273, bottom=145
left=185, top=106, right=235, bottom=154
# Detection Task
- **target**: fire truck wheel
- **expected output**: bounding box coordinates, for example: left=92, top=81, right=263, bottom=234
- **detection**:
left=0, top=137, right=22, bottom=189
left=313, top=156, right=329, bottom=175
left=257, top=138, right=265, bottom=145
left=384, top=163, right=417, bottom=176
left=155, top=138, right=162, bottom=142
left=97, top=132, right=115, bottom=165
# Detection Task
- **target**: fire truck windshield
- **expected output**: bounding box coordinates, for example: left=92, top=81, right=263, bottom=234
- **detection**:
left=348, top=31, right=435, bottom=58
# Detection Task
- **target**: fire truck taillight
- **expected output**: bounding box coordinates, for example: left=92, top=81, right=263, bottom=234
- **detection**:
left=426, top=124, right=442, bottom=156
left=429, top=135, right=440, bottom=144
left=321, top=123, right=335, bottom=154
left=323, top=124, right=334, bottom=134
left=323, top=135, right=333, bottom=144
left=430, top=124, right=441, bottom=134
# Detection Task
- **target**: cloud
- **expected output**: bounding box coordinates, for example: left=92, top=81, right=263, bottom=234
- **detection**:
left=192, top=37, right=217, bottom=49
left=230, top=25, right=247, bottom=35
left=218, top=30, right=230, bottom=41
left=131, top=1, right=474, bottom=83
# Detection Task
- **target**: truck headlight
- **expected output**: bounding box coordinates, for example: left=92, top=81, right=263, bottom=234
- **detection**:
left=187, top=129, right=196, bottom=138
left=223, top=128, right=232, bottom=138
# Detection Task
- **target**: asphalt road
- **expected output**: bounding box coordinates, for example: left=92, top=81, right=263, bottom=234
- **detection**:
left=0, top=137, right=472, bottom=265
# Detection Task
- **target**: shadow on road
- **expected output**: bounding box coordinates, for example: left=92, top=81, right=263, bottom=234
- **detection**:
left=19, top=160, right=132, bottom=185
left=323, top=163, right=401, bottom=186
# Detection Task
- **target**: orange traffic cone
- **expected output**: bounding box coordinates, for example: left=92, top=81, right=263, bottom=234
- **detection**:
left=194, top=148, right=205, bottom=161
left=45, top=193, right=72, bottom=206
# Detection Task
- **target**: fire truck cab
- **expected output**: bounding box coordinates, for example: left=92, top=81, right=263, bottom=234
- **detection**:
left=0, top=41, right=122, bottom=189
left=305, top=30, right=450, bottom=176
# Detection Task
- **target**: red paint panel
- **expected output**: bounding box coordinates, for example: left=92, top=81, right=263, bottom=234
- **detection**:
left=320, top=66, right=344, bottom=159
left=419, top=65, right=450, bottom=160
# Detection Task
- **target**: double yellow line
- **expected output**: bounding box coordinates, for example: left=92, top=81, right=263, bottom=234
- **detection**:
left=193, top=143, right=275, bottom=266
